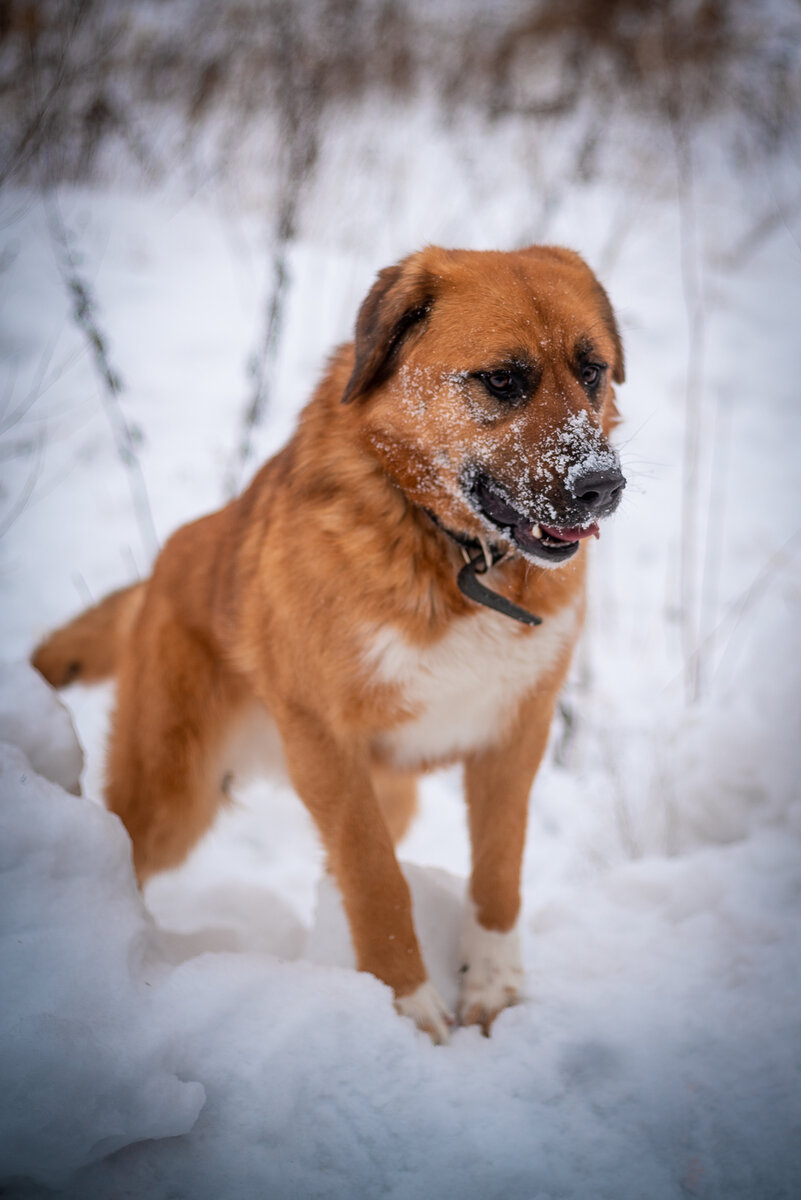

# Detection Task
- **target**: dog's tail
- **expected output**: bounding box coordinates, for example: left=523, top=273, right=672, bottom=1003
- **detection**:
left=32, top=582, right=146, bottom=688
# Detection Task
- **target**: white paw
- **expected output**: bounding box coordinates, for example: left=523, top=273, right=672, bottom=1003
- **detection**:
left=395, top=981, right=454, bottom=1045
left=458, top=906, right=524, bottom=1034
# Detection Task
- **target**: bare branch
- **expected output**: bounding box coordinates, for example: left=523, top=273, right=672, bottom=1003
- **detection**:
left=44, top=196, right=159, bottom=564
left=224, top=2, right=321, bottom=497
left=672, top=116, right=708, bottom=704
left=0, top=426, right=45, bottom=539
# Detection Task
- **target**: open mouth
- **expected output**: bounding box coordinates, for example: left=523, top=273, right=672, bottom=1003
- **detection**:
left=470, top=476, right=599, bottom=565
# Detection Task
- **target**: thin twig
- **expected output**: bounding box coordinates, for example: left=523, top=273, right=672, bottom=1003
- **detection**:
left=0, top=9, right=79, bottom=188
left=44, top=195, right=159, bottom=563
left=663, top=525, right=801, bottom=696
left=697, top=391, right=731, bottom=683
left=718, top=186, right=801, bottom=269
left=223, top=3, right=321, bottom=498
left=72, top=572, right=94, bottom=608
left=673, top=115, right=707, bottom=703
left=225, top=244, right=289, bottom=497
left=0, top=426, right=45, bottom=539
left=0, top=341, right=84, bottom=436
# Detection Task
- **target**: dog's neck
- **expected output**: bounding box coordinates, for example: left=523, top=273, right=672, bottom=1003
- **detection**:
left=421, top=508, right=543, bottom=628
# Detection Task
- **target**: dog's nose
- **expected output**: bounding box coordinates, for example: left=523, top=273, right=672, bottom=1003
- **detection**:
left=572, top=468, right=626, bottom=514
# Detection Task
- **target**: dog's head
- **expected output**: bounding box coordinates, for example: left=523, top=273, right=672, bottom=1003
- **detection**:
left=343, top=245, right=625, bottom=567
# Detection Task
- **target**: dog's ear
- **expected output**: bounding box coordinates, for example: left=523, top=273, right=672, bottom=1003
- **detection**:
left=341, top=258, right=436, bottom=404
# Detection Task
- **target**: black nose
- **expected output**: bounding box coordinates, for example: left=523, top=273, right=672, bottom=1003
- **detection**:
left=572, top=468, right=626, bottom=514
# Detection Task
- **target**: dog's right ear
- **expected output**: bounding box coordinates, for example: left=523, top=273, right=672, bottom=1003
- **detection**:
left=341, top=258, right=436, bottom=404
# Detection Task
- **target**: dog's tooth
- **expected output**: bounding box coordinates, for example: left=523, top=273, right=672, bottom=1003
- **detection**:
left=530, top=523, right=542, bottom=539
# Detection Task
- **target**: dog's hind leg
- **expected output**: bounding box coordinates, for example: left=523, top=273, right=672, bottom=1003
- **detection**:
left=371, top=765, right=419, bottom=845
left=106, top=597, right=240, bottom=885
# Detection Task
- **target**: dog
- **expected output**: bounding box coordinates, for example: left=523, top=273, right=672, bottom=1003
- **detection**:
left=32, top=244, right=625, bottom=1043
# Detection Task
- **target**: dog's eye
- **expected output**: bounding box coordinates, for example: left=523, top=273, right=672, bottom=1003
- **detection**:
left=483, top=370, right=525, bottom=402
left=581, top=363, right=605, bottom=388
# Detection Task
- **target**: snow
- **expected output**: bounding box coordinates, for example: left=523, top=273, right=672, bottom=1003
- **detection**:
left=2, top=57, right=801, bottom=1200
left=2, top=684, right=800, bottom=1198
left=0, top=662, right=83, bottom=795
left=0, top=739, right=206, bottom=1190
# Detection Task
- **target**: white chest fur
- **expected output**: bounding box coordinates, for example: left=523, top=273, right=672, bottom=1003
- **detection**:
left=364, top=597, right=580, bottom=769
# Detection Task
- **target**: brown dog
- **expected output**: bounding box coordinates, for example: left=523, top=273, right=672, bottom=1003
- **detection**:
left=33, top=245, right=625, bottom=1043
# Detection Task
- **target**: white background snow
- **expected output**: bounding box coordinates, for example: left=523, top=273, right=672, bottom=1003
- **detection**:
left=1, top=3, right=801, bottom=1197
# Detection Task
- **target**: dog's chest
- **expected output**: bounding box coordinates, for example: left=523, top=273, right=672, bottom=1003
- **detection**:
left=364, top=600, right=580, bottom=768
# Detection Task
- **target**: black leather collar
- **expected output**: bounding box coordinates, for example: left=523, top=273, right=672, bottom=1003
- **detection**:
left=423, top=509, right=543, bottom=628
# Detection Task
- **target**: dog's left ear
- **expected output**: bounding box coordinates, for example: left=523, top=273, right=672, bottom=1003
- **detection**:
left=342, top=256, right=436, bottom=404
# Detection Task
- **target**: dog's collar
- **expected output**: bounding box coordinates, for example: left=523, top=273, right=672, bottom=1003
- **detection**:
left=423, top=509, right=543, bottom=628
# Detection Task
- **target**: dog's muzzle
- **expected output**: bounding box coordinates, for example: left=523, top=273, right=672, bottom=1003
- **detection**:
left=469, top=466, right=626, bottom=565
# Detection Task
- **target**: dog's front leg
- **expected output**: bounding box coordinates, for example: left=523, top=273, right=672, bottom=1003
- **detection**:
left=460, top=687, right=560, bottom=1034
left=274, top=701, right=453, bottom=1043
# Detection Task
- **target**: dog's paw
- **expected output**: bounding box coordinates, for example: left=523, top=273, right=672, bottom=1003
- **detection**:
left=395, top=981, right=454, bottom=1045
left=458, top=910, right=524, bottom=1035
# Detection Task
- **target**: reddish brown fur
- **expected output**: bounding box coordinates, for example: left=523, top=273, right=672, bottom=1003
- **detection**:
left=33, top=245, right=623, bottom=1040
left=32, top=584, right=144, bottom=686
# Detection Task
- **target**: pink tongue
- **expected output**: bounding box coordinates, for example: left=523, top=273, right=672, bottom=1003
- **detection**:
left=540, top=523, right=599, bottom=542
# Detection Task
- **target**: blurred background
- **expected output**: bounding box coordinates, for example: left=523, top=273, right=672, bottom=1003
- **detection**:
left=1, top=0, right=800, bottom=863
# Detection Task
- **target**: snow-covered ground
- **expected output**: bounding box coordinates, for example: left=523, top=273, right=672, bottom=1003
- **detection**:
left=1, top=85, right=801, bottom=1198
